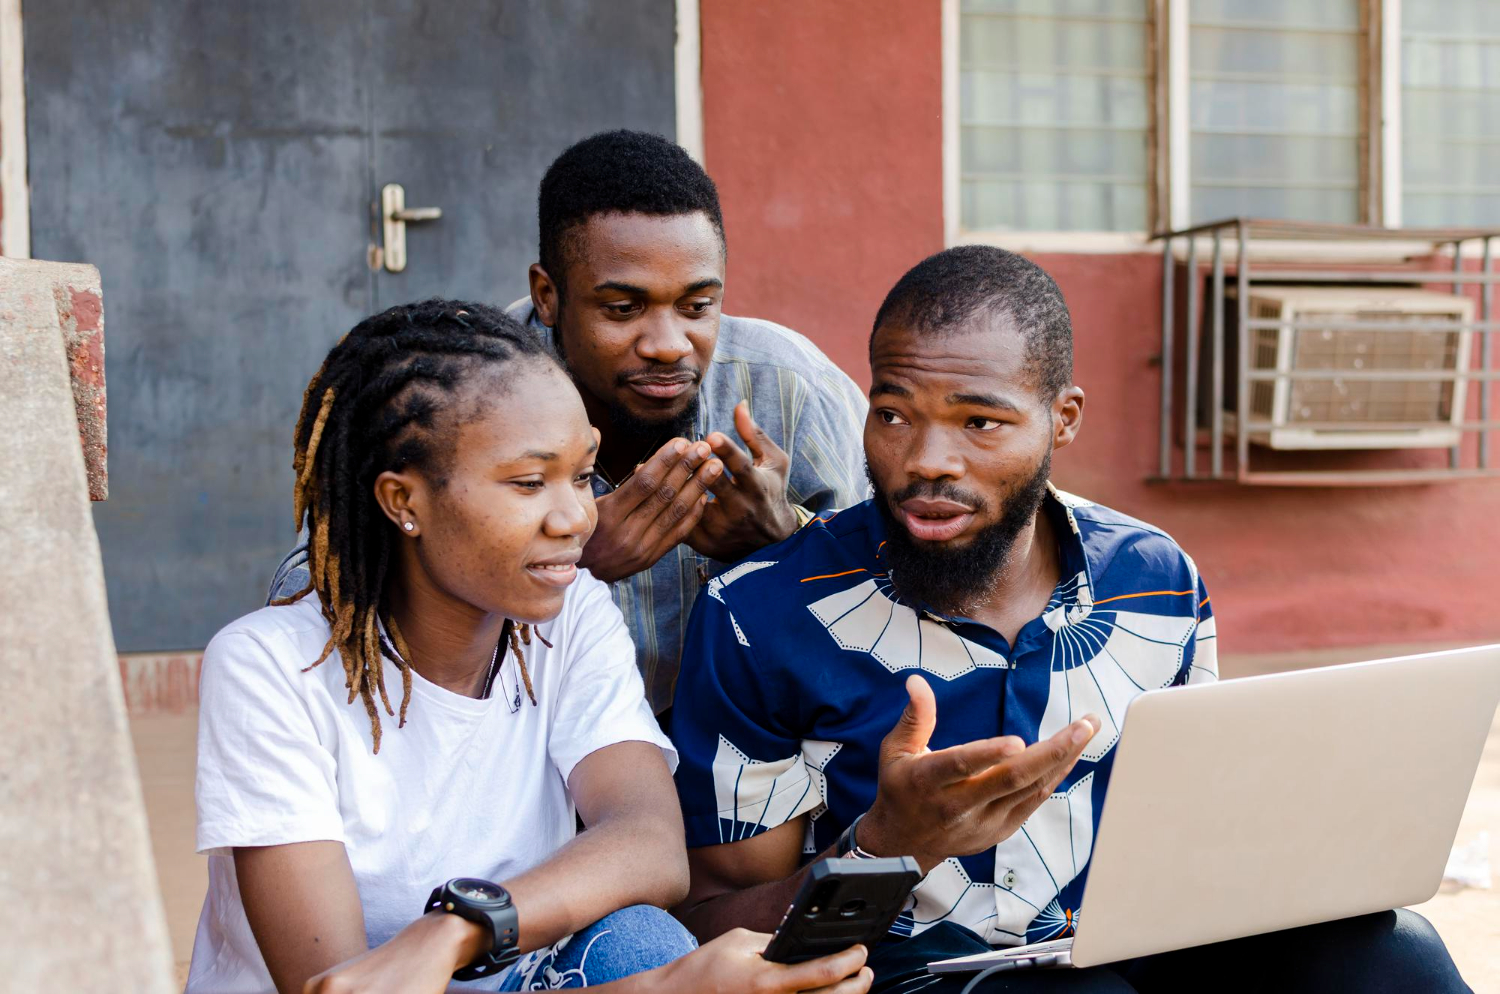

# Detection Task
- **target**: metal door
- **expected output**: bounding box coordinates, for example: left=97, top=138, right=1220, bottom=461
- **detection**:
left=24, top=0, right=675, bottom=651
left=366, top=1, right=675, bottom=305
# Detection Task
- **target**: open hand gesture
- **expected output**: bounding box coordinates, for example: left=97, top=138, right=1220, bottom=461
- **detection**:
left=858, top=675, right=1100, bottom=874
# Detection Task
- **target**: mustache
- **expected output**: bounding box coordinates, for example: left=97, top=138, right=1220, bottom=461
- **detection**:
left=615, top=363, right=702, bottom=387
left=885, top=480, right=990, bottom=514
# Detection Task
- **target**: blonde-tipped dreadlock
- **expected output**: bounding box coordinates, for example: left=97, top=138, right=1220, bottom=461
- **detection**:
left=273, top=300, right=557, bottom=752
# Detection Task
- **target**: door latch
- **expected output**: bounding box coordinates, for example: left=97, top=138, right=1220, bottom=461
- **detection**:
left=380, top=183, right=443, bottom=273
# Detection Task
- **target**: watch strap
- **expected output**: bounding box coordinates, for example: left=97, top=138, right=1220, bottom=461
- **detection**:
left=426, top=880, right=521, bottom=981
left=836, top=813, right=881, bottom=859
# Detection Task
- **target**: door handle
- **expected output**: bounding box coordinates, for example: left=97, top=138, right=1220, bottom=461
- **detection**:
left=380, top=183, right=443, bottom=273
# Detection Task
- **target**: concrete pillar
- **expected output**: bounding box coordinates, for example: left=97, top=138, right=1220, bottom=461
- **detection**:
left=0, top=258, right=173, bottom=991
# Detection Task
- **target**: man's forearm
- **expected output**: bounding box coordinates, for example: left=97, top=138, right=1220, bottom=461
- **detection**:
left=676, top=842, right=840, bottom=943
left=506, top=810, right=689, bottom=953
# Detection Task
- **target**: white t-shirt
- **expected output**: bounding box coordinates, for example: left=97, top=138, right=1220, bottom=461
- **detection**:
left=185, top=572, right=675, bottom=994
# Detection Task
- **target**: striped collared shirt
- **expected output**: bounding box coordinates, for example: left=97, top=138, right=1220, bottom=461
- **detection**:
left=510, top=303, right=869, bottom=710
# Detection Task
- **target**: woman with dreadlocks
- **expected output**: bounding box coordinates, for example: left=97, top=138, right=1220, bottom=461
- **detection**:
left=185, top=301, right=872, bottom=994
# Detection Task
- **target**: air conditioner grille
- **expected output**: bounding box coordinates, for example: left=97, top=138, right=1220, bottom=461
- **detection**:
left=1287, top=310, right=1458, bottom=424
left=1250, top=328, right=1279, bottom=418
left=1242, top=296, right=1466, bottom=430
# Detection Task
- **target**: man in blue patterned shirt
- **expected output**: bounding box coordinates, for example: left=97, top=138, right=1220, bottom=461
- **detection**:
left=272, top=132, right=867, bottom=711
left=670, top=247, right=1469, bottom=992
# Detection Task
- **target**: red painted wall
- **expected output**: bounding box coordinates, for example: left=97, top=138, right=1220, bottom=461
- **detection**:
left=1037, top=252, right=1500, bottom=654
left=700, top=0, right=944, bottom=379
left=700, top=8, right=1500, bottom=654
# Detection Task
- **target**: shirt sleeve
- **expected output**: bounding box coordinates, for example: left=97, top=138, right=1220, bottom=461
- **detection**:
left=783, top=363, right=869, bottom=516
left=1185, top=571, right=1218, bottom=685
left=670, top=583, right=823, bottom=848
left=195, top=628, right=345, bottom=855
left=547, top=575, right=677, bottom=785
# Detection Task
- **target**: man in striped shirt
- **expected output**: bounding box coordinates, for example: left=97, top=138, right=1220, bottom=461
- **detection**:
left=508, top=131, right=867, bottom=712
left=271, top=131, right=866, bottom=712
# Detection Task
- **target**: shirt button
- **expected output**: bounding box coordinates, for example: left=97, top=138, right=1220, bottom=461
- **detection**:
left=1001, top=870, right=1018, bottom=889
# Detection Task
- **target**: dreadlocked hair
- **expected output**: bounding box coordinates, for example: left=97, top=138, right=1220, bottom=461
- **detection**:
left=275, top=299, right=559, bottom=752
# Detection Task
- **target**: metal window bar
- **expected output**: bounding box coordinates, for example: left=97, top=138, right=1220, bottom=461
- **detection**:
left=1184, top=236, right=1199, bottom=478
left=1211, top=233, right=1225, bottom=479
left=1245, top=370, right=1500, bottom=381
left=1237, top=270, right=1500, bottom=283
left=1483, top=239, right=1493, bottom=470
left=1236, top=221, right=1250, bottom=483
left=1159, top=237, right=1174, bottom=479
left=1152, top=218, right=1500, bottom=486
left=1452, top=245, right=1464, bottom=469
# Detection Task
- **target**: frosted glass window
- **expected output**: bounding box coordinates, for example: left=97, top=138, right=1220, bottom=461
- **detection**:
left=1188, top=0, right=1361, bottom=223
left=959, top=0, right=1151, bottom=232
left=1402, top=0, right=1500, bottom=226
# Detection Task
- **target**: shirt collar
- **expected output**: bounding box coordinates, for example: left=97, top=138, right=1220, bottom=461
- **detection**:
left=868, top=483, right=1097, bottom=626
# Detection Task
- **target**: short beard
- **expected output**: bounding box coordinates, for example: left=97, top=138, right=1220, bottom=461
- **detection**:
left=871, top=450, right=1052, bottom=616
left=604, top=394, right=700, bottom=446
left=550, top=305, right=701, bottom=445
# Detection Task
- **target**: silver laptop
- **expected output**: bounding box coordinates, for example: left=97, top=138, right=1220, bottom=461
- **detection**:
left=930, top=644, right=1500, bottom=975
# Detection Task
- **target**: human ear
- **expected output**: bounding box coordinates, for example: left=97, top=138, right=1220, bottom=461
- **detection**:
left=529, top=263, right=560, bottom=329
left=373, top=470, right=424, bottom=537
left=1053, top=386, right=1085, bottom=450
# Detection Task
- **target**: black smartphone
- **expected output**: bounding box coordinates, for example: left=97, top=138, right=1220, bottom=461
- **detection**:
left=762, top=857, right=922, bottom=964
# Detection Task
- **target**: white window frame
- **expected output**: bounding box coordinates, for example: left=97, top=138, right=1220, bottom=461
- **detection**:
left=941, top=0, right=1162, bottom=253
left=0, top=0, right=29, bottom=260
left=1380, top=0, right=1401, bottom=227
left=942, top=0, right=1433, bottom=258
left=1166, top=0, right=1189, bottom=232
left=674, top=0, right=705, bottom=165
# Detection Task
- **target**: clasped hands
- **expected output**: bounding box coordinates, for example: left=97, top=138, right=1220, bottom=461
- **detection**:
left=579, top=400, right=799, bottom=581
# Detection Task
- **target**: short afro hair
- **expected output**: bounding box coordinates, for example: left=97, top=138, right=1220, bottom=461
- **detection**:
left=537, top=130, right=725, bottom=290
left=871, top=246, right=1073, bottom=400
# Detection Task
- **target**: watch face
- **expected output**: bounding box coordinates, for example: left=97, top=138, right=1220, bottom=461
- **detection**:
left=450, top=878, right=506, bottom=904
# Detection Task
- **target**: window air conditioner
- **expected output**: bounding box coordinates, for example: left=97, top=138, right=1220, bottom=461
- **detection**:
left=1222, top=287, right=1474, bottom=450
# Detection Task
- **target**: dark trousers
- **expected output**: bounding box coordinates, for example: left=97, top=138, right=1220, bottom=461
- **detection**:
left=867, top=910, right=1471, bottom=993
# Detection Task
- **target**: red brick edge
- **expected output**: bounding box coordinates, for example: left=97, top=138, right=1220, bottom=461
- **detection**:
left=119, top=652, right=203, bottom=715
left=55, top=284, right=108, bottom=501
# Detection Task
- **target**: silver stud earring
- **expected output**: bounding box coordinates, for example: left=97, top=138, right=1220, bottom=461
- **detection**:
left=403, top=521, right=414, bottom=532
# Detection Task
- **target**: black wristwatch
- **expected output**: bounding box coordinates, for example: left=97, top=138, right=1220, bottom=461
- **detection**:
left=424, top=877, right=521, bottom=981
left=837, top=813, right=881, bottom=859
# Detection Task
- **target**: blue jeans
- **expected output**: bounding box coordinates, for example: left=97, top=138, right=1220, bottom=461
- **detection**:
left=866, top=909, right=1471, bottom=993
left=496, top=905, right=697, bottom=990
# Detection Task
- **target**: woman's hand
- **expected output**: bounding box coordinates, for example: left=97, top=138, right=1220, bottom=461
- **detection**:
left=305, top=921, right=872, bottom=994
left=652, top=928, right=873, bottom=994
left=302, top=912, right=487, bottom=994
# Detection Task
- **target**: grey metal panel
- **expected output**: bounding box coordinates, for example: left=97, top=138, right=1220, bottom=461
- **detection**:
left=26, top=1, right=373, bottom=650
left=25, top=0, right=677, bottom=651
left=367, top=0, right=677, bottom=306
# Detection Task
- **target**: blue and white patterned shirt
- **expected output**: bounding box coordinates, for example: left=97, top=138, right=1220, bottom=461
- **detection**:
left=670, top=487, right=1218, bottom=946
